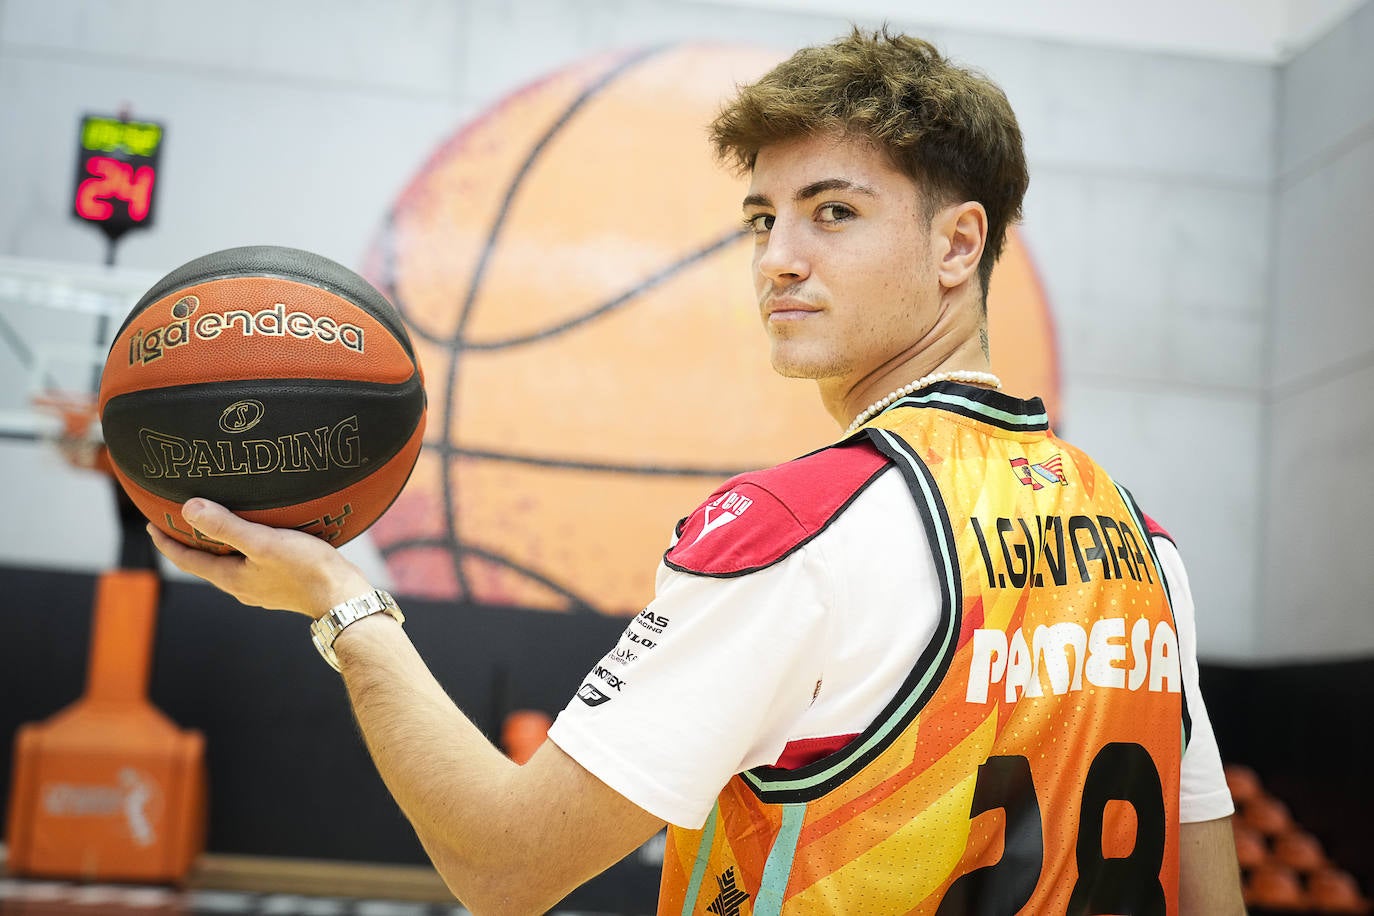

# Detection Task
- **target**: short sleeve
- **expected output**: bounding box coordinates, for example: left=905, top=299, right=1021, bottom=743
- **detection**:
left=547, top=544, right=834, bottom=829
left=1156, top=537, right=1236, bottom=823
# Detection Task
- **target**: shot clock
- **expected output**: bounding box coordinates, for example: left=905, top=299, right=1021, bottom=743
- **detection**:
left=72, top=113, right=164, bottom=259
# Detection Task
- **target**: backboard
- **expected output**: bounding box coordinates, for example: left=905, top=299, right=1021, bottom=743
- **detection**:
left=0, top=256, right=158, bottom=446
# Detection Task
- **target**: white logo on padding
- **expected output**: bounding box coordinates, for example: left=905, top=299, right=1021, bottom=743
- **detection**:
left=691, top=491, right=754, bottom=546
left=41, top=767, right=159, bottom=846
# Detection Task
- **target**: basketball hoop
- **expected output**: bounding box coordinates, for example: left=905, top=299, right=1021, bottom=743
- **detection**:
left=31, top=391, right=110, bottom=475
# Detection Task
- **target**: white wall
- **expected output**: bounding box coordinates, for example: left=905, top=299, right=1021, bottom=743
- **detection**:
left=1261, top=0, right=1374, bottom=658
left=0, top=0, right=1348, bottom=660
left=714, top=0, right=1366, bottom=60
left=0, top=0, right=472, bottom=271
left=968, top=33, right=1273, bottom=658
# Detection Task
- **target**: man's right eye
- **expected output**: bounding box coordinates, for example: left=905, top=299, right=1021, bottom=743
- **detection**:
left=743, top=213, right=775, bottom=234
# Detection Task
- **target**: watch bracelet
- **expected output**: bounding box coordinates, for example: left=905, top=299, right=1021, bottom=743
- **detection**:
left=310, top=589, right=403, bottom=672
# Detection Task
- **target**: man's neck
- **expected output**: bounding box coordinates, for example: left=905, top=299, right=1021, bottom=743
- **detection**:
left=823, top=338, right=992, bottom=431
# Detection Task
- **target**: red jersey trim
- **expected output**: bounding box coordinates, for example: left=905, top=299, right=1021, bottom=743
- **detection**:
left=664, top=440, right=890, bottom=577
left=1142, top=511, right=1175, bottom=545
left=768, top=733, right=861, bottom=771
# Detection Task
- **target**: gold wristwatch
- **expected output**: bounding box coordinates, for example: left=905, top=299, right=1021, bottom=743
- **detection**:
left=310, top=589, right=404, bottom=672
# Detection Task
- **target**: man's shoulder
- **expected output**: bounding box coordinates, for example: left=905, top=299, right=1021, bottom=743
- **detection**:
left=664, top=439, right=892, bottom=577
left=1140, top=511, right=1175, bottom=545
left=1055, top=436, right=1176, bottom=545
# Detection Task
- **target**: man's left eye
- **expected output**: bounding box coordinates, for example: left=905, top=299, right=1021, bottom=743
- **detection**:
left=817, top=204, right=854, bottom=223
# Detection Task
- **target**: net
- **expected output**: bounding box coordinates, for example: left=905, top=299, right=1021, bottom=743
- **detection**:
left=0, top=255, right=158, bottom=449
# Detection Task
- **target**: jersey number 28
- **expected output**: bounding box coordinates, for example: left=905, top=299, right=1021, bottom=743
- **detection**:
left=935, top=743, right=1167, bottom=916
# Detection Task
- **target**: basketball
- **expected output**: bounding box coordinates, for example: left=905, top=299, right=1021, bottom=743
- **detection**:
left=364, top=46, right=799, bottom=613
left=97, top=245, right=426, bottom=552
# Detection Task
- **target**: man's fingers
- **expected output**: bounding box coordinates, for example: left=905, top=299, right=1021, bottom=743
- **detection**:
left=148, top=499, right=364, bottom=615
left=181, top=498, right=267, bottom=555
left=147, top=523, right=245, bottom=587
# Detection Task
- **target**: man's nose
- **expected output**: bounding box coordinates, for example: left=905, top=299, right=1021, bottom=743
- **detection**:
left=756, top=220, right=810, bottom=284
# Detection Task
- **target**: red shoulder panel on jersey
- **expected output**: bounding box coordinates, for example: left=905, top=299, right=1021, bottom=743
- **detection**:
left=1142, top=511, right=1175, bottom=544
left=664, top=440, right=890, bottom=577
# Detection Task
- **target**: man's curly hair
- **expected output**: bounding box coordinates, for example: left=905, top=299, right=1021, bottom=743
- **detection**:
left=710, top=27, right=1030, bottom=301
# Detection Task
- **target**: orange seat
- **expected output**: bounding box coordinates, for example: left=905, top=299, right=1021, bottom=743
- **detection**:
left=1232, top=822, right=1269, bottom=869
left=1224, top=763, right=1262, bottom=805
left=1273, top=829, right=1327, bottom=872
left=5, top=569, right=206, bottom=882
left=1308, top=869, right=1372, bottom=915
left=1244, top=863, right=1306, bottom=911
left=1243, top=794, right=1294, bottom=836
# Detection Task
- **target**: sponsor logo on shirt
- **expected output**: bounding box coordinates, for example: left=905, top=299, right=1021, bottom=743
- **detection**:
left=966, top=617, right=1181, bottom=704
left=617, top=607, right=668, bottom=652
left=592, top=666, right=627, bottom=692
left=576, top=660, right=629, bottom=706
left=635, top=608, right=670, bottom=634
left=576, top=683, right=612, bottom=707
left=690, top=491, right=754, bottom=546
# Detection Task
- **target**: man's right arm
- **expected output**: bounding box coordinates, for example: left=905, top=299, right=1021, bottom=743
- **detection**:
left=1151, top=533, right=1244, bottom=914
left=1179, top=816, right=1245, bottom=915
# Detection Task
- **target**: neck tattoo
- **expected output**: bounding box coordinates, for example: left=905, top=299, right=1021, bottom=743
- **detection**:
left=845, top=370, right=1002, bottom=435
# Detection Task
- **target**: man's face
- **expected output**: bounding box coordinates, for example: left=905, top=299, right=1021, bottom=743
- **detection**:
left=744, top=132, right=937, bottom=391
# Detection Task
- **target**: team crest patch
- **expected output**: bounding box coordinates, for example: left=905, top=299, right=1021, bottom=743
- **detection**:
left=1011, top=454, right=1067, bottom=490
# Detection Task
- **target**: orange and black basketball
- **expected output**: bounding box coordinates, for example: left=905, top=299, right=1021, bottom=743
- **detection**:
left=97, top=245, right=426, bottom=552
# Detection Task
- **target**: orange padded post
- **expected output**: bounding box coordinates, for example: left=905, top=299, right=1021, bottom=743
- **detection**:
left=501, top=709, right=553, bottom=765
left=5, top=568, right=206, bottom=882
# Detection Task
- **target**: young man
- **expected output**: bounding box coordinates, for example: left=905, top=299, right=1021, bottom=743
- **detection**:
left=151, top=28, right=1244, bottom=915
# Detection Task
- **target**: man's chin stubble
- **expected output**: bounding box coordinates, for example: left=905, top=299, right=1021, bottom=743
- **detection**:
left=770, top=352, right=847, bottom=382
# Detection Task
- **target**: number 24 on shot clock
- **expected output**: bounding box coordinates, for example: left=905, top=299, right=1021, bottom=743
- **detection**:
left=71, top=113, right=165, bottom=243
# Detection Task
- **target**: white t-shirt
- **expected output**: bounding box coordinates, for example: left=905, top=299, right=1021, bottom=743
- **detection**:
left=548, top=467, right=1234, bottom=830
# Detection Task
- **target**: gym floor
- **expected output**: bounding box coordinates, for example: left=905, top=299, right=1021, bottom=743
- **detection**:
left=0, top=854, right=640, bottom=916
left=0, top=880, right=473, bottom=915
left=0, top=879, right=639, bottom=915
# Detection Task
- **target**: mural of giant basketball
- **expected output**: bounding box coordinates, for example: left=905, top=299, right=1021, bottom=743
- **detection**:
left=365, top=45, right=1058, bottom=615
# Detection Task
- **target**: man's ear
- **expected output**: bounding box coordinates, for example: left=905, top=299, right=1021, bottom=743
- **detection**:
left=934, top=201, right=988, bottom=290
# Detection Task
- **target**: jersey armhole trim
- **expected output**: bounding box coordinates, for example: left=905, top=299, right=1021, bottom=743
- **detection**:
left=739, top=427, right=963, bottom=802
left=1116, top=483, right=1193, bottom=749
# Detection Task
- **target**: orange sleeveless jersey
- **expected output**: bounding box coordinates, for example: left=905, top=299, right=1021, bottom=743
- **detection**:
left=659, top=387, right=1188, bottom=916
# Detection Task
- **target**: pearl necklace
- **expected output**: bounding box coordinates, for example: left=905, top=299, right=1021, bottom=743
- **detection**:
left=845, top=370, right=1003, bottom=435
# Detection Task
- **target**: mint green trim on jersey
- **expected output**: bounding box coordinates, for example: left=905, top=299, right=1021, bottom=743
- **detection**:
left=889, top=391, right=1049, bottom=429
left=753, top=803, right=808, bottom=916
left=741, top=429, right=960, bottom=796
left=680, top=802, right=720, bottom=916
